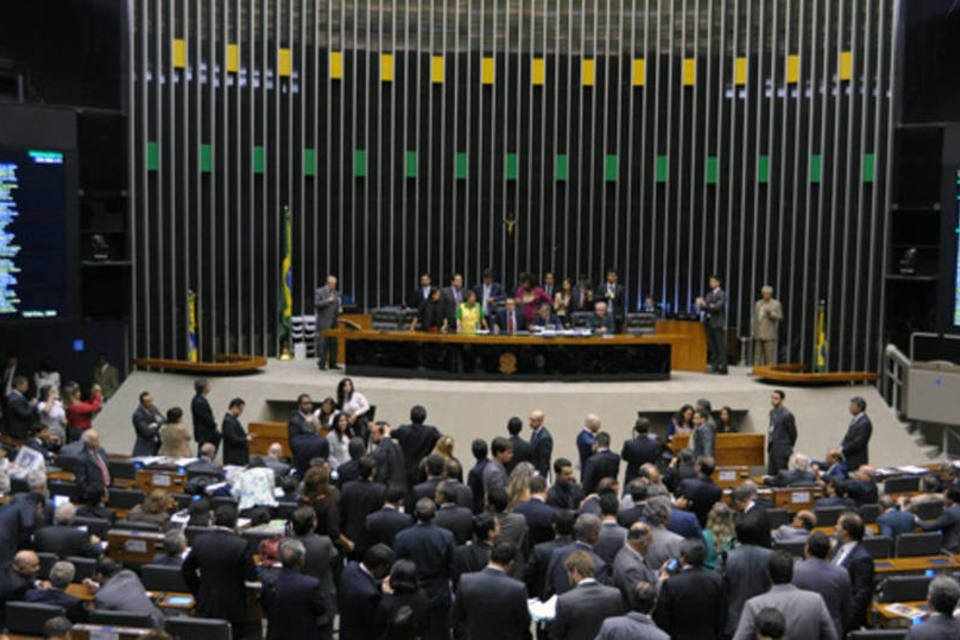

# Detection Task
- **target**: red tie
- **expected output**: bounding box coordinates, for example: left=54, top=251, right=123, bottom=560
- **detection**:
left=508, top=313, right=515, bottom=334
left=93, top=452, right=111, bottom=486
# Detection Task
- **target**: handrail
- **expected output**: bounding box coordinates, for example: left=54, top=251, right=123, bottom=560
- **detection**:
left=880, top=344, right=910, bottom=418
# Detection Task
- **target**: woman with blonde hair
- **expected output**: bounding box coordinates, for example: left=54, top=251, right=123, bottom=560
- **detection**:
left=127, top=490, right=177, bottom=529
left=506, top=461, right=536, bottom=509
left=702, top=501, right=736, bottom=570
left=421, top=435, right=463, bottom=482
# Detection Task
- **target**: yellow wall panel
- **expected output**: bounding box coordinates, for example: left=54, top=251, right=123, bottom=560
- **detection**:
left=682, top=58, right=696, bottom=86
left=330, top=51, right=343, bottom=79
left=431, top=55, right=444, bottom=83
left=532, top=58, right=545, bottom=86
left=786, top=54, right=800, bottom=83
left=381, top=53, right=394, bottom=82
left=481, top=57, right=495, bottom=85
left=632, top=59, right=646, bottom=86
left=226, top=44, right=239, bottom=73
left=838, top=51, right=853, bottom=81
left=734, top=57, right=748, bottom=86
left=278, top=48, right=292, bottom=77
left=173, top=38, right=186, bottom=69
left=582, top=59, right=596, bottom=86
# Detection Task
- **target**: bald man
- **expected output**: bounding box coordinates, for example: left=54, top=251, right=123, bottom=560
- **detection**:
left=75, top=430, right=111, bottom=489
left=577, top=414, right=602, bottom=479
left=0, top=550, right=40, bottom=625
left=529, top=410, right=553, bottom=479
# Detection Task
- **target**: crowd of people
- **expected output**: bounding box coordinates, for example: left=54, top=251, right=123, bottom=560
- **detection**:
left=1, top=367, right=959, bottom=640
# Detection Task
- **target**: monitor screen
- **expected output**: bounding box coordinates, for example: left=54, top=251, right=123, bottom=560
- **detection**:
left=0, top=146, right=68, bottom=319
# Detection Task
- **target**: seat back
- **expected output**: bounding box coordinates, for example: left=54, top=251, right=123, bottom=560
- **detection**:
left=165, top=616, right=233, bottom=640
left=65, top=556, right=97, bottom=581
left=765, top=508, right=790, bottom=529
left=272, top=501, right=297, bottom=521
left=141, top=564, right=190, bottom=592
left=4, top=602, right=66, bottom=635
left=813, top=506, right=847, bottom=527
left=107, top=488, right=147, bottom=510
left=877, top=575, right=933, bottom=603
left=48, top=480, right=78, bottom=501
left=883, top=476, right=921, bottom=494
left=861, top=535, right=894, bottom=559
left=108, top=458, right=139, bottom=480
left=859, top=503, right=880, bottom=524
left=895, top=531, right=943, bottom=557
left=913, top=501, right=944, bottom=520
left=74, top=516, right=112, bottom=539
left=772, top=539, right=806, bottom=558
left=90, top=610, right=156, bottom=628
left=114, top=519, right=162, bottom=532
left=847, top=631, right=907, bottom=640
left=171, top=493, right=195, bottom=510
left=38, top=551, right=59, bottom=579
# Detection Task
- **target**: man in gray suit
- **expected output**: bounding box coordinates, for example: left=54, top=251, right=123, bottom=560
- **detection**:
left=722, top=511, right=774, bottom=638
left=612, top=522, right=657, bottom=608
left=696, top=275, right=727, bottom=374
left=87, top=558, right=163, bottom=627
left=906, top=575, right=960, bottom=640
left=733, top=551, right=838, bottom=640
left=550, top=550, right=623, bottom=640
left=752, top=285, right=783, bottom=365
left=314, top=275, right=342, bottom=370
left=792, top=531, right=851, bottom=637
left=690, top=409, right=715, bottom=459
left=595, top=581, right=669, bottom=640
left=643, top=496, right=683, bottom=572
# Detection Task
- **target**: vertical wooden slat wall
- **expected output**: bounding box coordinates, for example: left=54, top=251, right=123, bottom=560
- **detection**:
left=130, top=0, right=895, bottom=372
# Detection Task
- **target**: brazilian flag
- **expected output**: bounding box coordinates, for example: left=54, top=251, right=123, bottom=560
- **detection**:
left=187, top=290, right=198, bottom=362
left=815, top=301, right=828, bottom=372
left=278, top=207, right=293, bottom=345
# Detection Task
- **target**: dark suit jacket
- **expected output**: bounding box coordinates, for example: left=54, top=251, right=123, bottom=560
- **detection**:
left=393, top=523, right=456, bottom=602
left=530, top=313, right=561, bottom=329
left=529, top=427, right=553, bottom=479
left=544, top=541, right=610, bottom=598
left=621, top=436, right=661, bottom=485
left=792, top=557, right=851, bottom=637
left=905, top=613, right=960, bottom=640
left=181, top=528, right=258, bottom=626
left=34, top=525, right=101, bottom=558
left=287, top=410, right=311, bottom=442
left=221, top=413, right=249, bottom=466
left=524, top=536, right=573, bottom=600
left=513, top=498, right=557, bottom=547
left=841, top=414, right=872, bottom=471
left=663, top=463, right=696, bottom=495
left=365, top=506, right=413, bottom=548
left=701, top=287, right=726, bottom=328
left=5, top=391, right=35, bottom=440
left=768, top=469, right=817, bottom=487
left=454, top=566, right=531, bottom=640
left=677, top=476, right=723, bottom=527
left=447, top=480, right=475, bottom=511
left=453, top=542, right=493, bottom=590
left=582, top=450, right=621, bottom=495
left=261, top=568, right=327, bottom=640
left=408, top=477, right=442, bottom=514
left=839, top=542, right=875, bottom=631
left=546, top=482, right=584, bottom=512
left=845, top=479, right=879, bottom=506
left=918, top=503, right=960, bottom=553
left=291, top=434, right=330, bottom=477
left=551, top=580, right=623, bottom=640
left=667, top=507, right=703, bottom=539
left=767, top=406, right=797, bottom=459
left=336, top=459, right=361, bottom=488
left=598, top=282, right=625, bottom=316
left=190, top=394, right=218, bottom=446
left=588, top=313, right=617, bottom=334
left=25, top=587, right=88, bottom=622
left=655, top=567, right=725, bottom=640
left=375, top=590, right=431, bottom=639
left=506, top=435, right=533, bottom=474
left=814, top=495, right=857, bottom=510
left=495, top=308, right=527, bottom=333
left=0, top=567, right=33, bottom=627
left=185, top=457, right=224, bottom=479
left=0, top=496, right=39, bottom=565
left=131, top=404, right=164, bottom=457
left=878, top=508, right=916, bottom=539
left=392, top=422, right=441, bottom=487
left=441, top=286, right=465, bottom=325
left=73, top=446, right=111, bottom=489
left=722, top=544, right=772, bottom=636
left=410, top=285, right=433, bottom=309
left=295, top=532, right=338, bottom=602
left=338, top=561, right=382, bottom=640
left=617, top=504, right=645, bottom=528
left=473, top=282, right=506, bottom=309
left=571, top=287, right=594, bottom=311
left=372, top=436, right=407, bottom=490
left=467, top=460, right=489, bottom=514
left=339, top=479, right=386, bottom=556
left=436, top=504, right=475, bottom=545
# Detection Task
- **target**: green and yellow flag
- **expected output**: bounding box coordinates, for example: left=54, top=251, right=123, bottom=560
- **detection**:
left=187, top=290, right=198, bottom=362
left=278, top=207, right=293, bottom=345
left=815, top=301, right=828, bottom=372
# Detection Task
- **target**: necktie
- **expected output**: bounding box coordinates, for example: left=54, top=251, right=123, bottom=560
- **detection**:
left=508, top=313, right=515, bottom=334
left=454, top=288, right=461, bottom=306
left=94, top=452, right=111, bottom=486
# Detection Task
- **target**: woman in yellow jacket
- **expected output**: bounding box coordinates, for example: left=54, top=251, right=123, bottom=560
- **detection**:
left=456, top=289, right=487, bottom=334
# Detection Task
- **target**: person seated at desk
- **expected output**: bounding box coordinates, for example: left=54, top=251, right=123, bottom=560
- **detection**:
left=877, top=495, right=916, bottom=540
left=24, top=423, right=57, bottom=465
left=86, top=557, right=163, bottom=627
left=640, top=296, right=663, bottom=318
left=127, top=489, right=177, bottom=529
left=455, top=289, right=487, bottom=334
left=493, top=298, right=526, bottom=335
left=844, top=466, right=879, bottom=507
left=76, top=484, right=115, bottom=524
left=772, top=510, right=816, bottom=543
left=717, top=406, right=738, bottom=434
left=529, top=302, right=560, bottom=331
left=35, top=504, right=102, bottom=559
left=590, top=300, right=617, bottom=334
left=813, top=478, right=856, bottom=511
left=25, top=560, right=88, bottom=623
left=185, top=442, right=224, bottom=479
left=411, top=287, right=448, bottom=333
left=915, top=486, right=960, bottom=554
left=153, top=529, right=188, bottom=566
left=766, top=452, right=817, bottom=487
left=905, top=575, right=960, bottom=640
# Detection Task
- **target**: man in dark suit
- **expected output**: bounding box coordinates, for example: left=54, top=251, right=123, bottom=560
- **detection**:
left=189, top=379, right=219, bottom=455
left=916, top=486, right=960, bottom=553
left=600, top=269, right=625, bottom=319
left=434, top=481, right=474, bottom=545
left=339, top=456, right=386, bottom=559
left=261, top=539, right=328, bottom=640
left=571, top=277, right=593, bottom=312
left=505, top=417, right=532, bottom=474
left=408, top=454, right=445, bottom=514
left=654, top=538, right=725, bottom=639
left=611, top=523, right=657, bottom=609
left=185, top=442, right=225, bottom=478
left=314, top=275, right=343, bottom=370
left=370, top=421, right=407, bottom=491
left=793, top=531, right=852, bottom=638
left=131, top=390, right=164, bottom=457
left=582, top=432, right=620, bottom=496
left=529, top=410, right=553, bottom=480
left=595, top=581, right=669, bottom=640
left=25, top=560, right=88, bottom=623
left=546, top=459, right=584, bottom=511
left=833, top=512, right=875, bottom=632
left=441, top=273, right=466, bottom=328
left=338, top=544, right=392, bottom=640
left=410, top=273, right=433, bottom=309
left=392, top=405, right=441, bottom=489
left=452, top=513, right=499, bottom=590
left=5, top=376, right=35, bottom=440
left=617, top=479, right=648, bottom=528
left=0, top=481, right=43, bottom=565
left=366, top=486, right=413, bottom=548
left=814, top=478, right=857, bottom=511
left=467, top=439, right=490, bottom=514
left=593, top=494, right=628, bottom=566
left=766, top=389, right=797, bottom=475
left=453, top=541, right=531, bottom=640
left=877, top=495, right=916, bottom=540
left=731, top=482, right=772, bottom=548
left=34, top=503, right=102, bottom=559
left=152, top=530, right=187, bottom=567
left=333, top=438, right=366, bottom=488
left=181, top=504, right=258, bottom=633
left=513, top=476, right=557, bottom=547
left=844, top=466, right=879, bottom=506
left=221, top=398, right=250, bottom=466
left=473, top=268, right=506, bottom=319
left=663, top=450, right=697, bottom=495
left=676, top=456, right=723, bottom=527
left=766, top=452, right=817, bottom=487
left=290, top=506, right=338, bottom=627
left=24, top=423, right=56, bottom=465
left=73, top=430, right=112, bottom=493
left=525, top=509, right=575, bottom=601
left=722, top=512, right=773, bottom=637
left=288, top=394, right=314, bottom=441
left=550, top=550, right=623, bottom=640
left=589, top=301, right=617, bottom=334
left=697, top=275, right=728, bottom=374
left=544, top=514, right=610, bottom=598
left=0, top=550, right=39, bottom=627
left=290, top=420, right=330, bottom=478
left=840, top=396, right=872, bottom=472
left=442, top=460, right=475, bottom=509
left=393, top=498, right=456, bottom=640
left=620, top=417, right=661, bottom=485
left=493, top=298, right=526, bottom=335
left=905, top=576, right=960, bottom=640
left=529, top=303, right=560, bottom=330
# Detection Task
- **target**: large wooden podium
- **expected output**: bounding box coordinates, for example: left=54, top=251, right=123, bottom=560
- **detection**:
left=668, top=432, right=765, bottom=467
